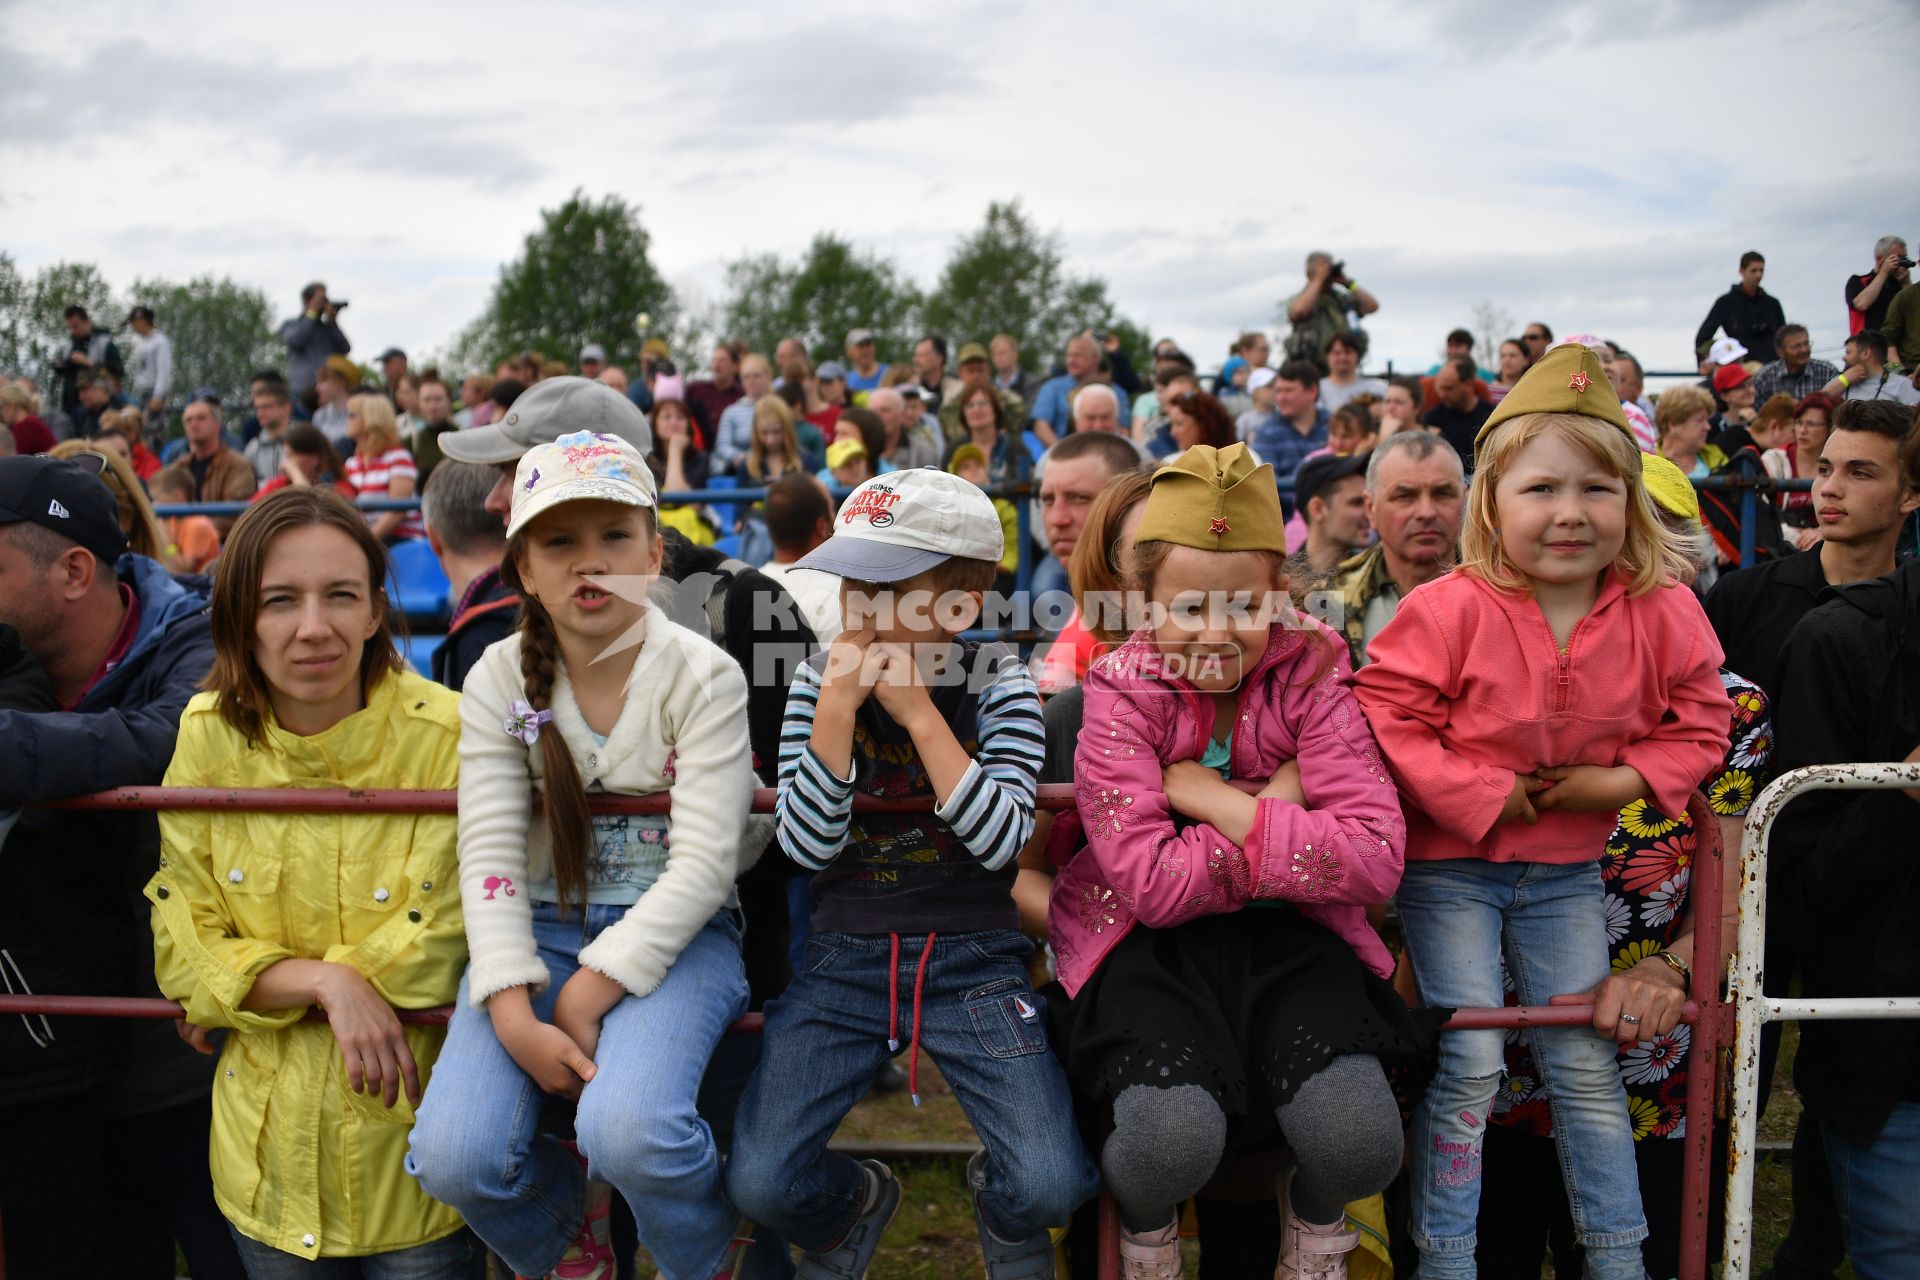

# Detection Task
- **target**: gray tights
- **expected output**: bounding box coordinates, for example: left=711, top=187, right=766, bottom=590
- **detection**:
left=1101, top=1054, right=1403, bottom=1231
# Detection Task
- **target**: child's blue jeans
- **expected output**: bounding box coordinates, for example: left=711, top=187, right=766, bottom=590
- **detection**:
left=408, top=904, right=748, bottom=1280
left=1396, top=858, right=1648, bottom=1280
left=726, top=929, right=1098, bottom=1250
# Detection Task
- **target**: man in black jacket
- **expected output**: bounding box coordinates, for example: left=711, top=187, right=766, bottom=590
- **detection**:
left=1695, top=250, right=1787, bottom=364
left=0, top=455, right=240, bottom=1279
left=1772, top=551, right=1920, bottom=1279
left=1703, top=399, right=1918, bottom=1280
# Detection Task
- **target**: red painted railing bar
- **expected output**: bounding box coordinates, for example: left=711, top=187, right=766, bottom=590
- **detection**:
left=0, top=994, right=766, bottom=1037
left=41, top=784, right=1089, bottom=815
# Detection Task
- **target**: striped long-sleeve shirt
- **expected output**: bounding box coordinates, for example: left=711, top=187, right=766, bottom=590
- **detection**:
left=776, top=640, right=1043, bottom=934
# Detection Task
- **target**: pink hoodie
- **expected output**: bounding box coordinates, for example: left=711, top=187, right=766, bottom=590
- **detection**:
left=1048, top=616, right=1405, bottom=999
left=1351, top=568, right=1731, bottom=864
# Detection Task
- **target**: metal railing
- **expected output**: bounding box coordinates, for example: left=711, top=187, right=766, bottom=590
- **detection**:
left=1723, top=763, right=1920, bottom=1280
left=10, top=779, right=1742, bottom=1280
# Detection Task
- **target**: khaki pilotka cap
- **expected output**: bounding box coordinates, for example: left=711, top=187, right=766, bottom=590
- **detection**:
left=1134, top=442, right=1288, bottom=554
left=1476, top=343, right=1632, bottom=448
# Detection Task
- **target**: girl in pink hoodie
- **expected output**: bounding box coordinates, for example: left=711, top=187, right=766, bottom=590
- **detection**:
left=1049, top=443, right=1430, bottom=1280
left=1352, top=345, right=1731, bottom=1280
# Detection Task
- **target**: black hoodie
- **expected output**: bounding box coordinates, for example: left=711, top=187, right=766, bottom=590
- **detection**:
left=1771, top=560, right=1920, bottom=1144
left=1694, top=282, right=1787, bottom=363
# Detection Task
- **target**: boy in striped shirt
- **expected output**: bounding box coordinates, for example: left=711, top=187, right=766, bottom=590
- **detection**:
left=729, top=470, right=1097, bottom=1279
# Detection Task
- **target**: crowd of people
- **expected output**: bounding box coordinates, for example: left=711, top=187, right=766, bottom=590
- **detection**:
left=1, top=240, right=1918, bottom=1280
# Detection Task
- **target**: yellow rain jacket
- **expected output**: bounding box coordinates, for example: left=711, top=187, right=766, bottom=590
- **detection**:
left=147, top=669, right=466, bottom=1260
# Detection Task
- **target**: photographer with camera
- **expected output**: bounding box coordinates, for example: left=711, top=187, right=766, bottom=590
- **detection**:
left=1285, top=251, right=1380, bottom=376
left=1845, top=236, right=1912, bottom=336
left=276, top=281, right=352, bottom=400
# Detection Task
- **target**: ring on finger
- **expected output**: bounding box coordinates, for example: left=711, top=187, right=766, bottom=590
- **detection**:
left=1619, top=1013, right=1642, bottom=1026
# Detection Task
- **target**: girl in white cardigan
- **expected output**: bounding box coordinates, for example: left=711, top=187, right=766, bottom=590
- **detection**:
left=409, top=431, right=758, bottom=1280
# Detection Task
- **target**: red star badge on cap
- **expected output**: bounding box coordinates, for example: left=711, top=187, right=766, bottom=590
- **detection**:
left=1568, top=371, right=1593, bottom=393
left=1209, top=517, right=1230, bottom=536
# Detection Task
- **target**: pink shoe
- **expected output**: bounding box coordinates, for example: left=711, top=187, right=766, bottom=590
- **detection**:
left=1118, top=1219, right=1183, bottom=1279
left=549, top=1147, right=617, bottom=1280
left=1273, top=1208, right=1357, bottom=1280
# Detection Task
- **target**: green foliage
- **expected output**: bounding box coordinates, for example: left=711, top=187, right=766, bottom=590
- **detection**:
left=128, top=274, right=280, bottom=415
left=920, top=200, right=1141, bottom=373
left=0, top=259, right=122, bottom=391
left=454, top=190, right=678, bottom=374
left=719, top=234, right=922, bottom=368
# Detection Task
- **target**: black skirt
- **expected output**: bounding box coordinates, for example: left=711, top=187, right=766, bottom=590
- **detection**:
left=1046, top=906, right=1443, bottom=1151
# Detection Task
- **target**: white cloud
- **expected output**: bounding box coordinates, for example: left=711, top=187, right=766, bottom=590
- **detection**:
left=3, top=0, right=1916, bottom=376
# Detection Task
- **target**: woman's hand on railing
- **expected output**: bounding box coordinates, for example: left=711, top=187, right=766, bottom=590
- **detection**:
left=176, top=1018, right=217, bottom=1055
left=315, top=963, right=422, bottom=1109
left=1552, top=959, right=1689, bottom=1045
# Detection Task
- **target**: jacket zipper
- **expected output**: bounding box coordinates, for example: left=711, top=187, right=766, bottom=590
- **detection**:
left=1552, top=617, right=1586, bottom=713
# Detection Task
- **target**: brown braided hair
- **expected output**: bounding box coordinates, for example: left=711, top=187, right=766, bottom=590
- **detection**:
left=498, top=551, right=594, bottom=914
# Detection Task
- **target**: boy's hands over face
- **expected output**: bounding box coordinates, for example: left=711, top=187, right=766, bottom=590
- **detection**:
left=817, top=625, right=879, bottom=715
left=869, top=642, right=936, bottom=729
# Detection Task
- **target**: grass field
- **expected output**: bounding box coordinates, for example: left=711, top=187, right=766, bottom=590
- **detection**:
left=622, top=1023, right=1850, bottom=1279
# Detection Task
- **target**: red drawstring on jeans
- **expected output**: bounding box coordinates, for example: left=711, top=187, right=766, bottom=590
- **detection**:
left=884, top=931, right=937, bottom=1106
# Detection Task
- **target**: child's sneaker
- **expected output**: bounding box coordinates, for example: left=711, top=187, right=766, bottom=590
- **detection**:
left=966, top=1150, right=1057, bottom=1278
left=1273, top=1207, right=1357, bottom=1280
left=796, top=1159, right=900, bottom=1279
left=548, top=1174, right=616, bottom=1279
left=1117, top=1219, right=1182, bottom=1279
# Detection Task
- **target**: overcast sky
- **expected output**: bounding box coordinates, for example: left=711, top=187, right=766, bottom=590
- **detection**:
left=5, top=0, right=1916, bottom=378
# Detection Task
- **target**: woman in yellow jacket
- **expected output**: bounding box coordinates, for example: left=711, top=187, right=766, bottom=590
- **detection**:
left=147, top=486, right=482, bottom=1278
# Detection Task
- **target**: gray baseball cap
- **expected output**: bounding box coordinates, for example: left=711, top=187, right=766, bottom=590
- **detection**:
left=440, top=376, right=652, bottom=465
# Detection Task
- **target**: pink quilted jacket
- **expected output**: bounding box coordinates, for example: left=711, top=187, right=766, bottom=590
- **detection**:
left=1048, top=617, right=1405, bottom=998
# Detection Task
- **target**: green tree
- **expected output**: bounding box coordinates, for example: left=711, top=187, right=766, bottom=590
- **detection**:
left=454, top=190, right=678, bottom=372
left=128, top=275, right=282, bottom=416
left=921, top=200, right=1141, bottom=372
left=719, top=234, right=921, bottom=368
left=0, top=254, right=36, bottom=382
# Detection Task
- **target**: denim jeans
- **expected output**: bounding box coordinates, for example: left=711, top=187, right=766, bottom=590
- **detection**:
left=1395, top=858, right=1647, bottom=1280
left=1823, top=1101, right=1920, bottom=1280
left=226, top=1226, right=484, bottom=1279
left=727, top=929, right=1099, bottom=1251
left=408, top=905, right=749, bottom=1280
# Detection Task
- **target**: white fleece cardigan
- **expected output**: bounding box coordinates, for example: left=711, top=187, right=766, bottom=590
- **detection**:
left=456, top=612, right=757, bottom=1006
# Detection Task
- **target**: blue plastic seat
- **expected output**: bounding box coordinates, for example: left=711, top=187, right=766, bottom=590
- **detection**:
left=712, top=533, right=743, bottom=559
left=386, top=539, right=451, bottom=625
left=398, top=632, right=444, bottom=677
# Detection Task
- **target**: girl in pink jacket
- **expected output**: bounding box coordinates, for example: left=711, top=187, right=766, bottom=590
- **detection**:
left=1049, top=443, right=1430, bottom=1280
left=1352, top=345, right=1731, bottom=1280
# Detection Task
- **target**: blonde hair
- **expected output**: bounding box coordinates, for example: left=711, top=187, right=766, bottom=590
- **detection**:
left=347, top=393, right=400, bottom=455
left=1068, top=470, right=1154, bottom=646
left=746, top=396, right=800, bottom=482
left=49, top=439, right=168, bottom=560
left=1461, top=411, right=1690, bottom=597
left=1653, top=385, right=1714, bottom=440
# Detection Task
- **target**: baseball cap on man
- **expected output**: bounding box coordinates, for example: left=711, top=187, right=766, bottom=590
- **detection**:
left=816, top=360, right=848, bottom=381
left=0, top=454, right=130, bottom=564
left=442, top=375, right=652, bottom=466
left=956, top=342, right=990, bottom=367
left=1248, top=368, right=1278, bottom=393
left=796, top=469, right=1003, bottom=582
left=846, top=328, right=876, bottom=347
left=579, top=343, right=608, bottom=364
left=505, top=430, right=657, bottom=542
left=1293, top=451, right=1370, bottom=512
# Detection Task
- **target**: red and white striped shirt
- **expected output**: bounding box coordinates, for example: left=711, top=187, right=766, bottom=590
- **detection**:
left=344, top=446, right=424, bottom=539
